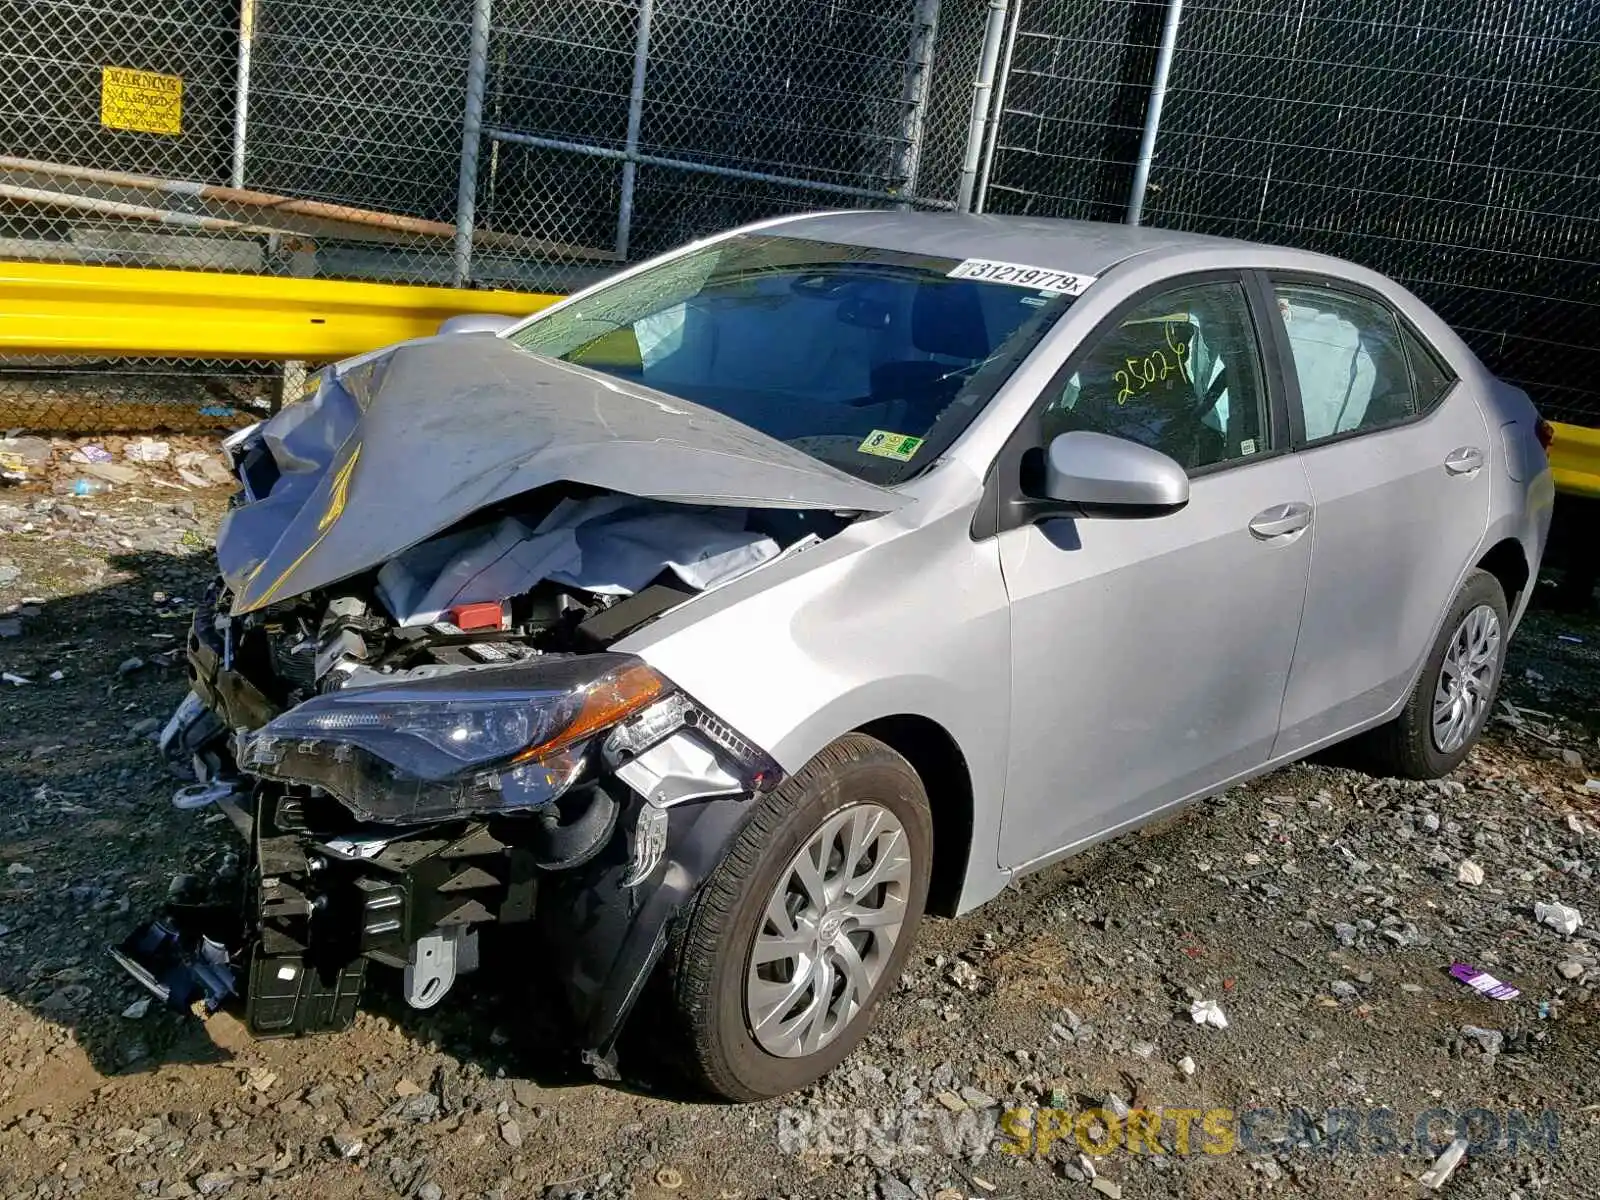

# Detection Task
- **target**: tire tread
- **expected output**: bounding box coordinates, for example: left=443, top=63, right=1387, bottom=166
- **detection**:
left=665, top=733, right=926, bottom=1100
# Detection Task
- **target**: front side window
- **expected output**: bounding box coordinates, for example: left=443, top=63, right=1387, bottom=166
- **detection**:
left=507, top=234, right=1078, bottom=484
left=1039, top=279, right=1270, bottom=472
left=1272, top=283, right=1416, bottom=442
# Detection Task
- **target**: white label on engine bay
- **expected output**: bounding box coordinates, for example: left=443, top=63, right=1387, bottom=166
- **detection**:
left=946, top=258, right=1097, bottom=296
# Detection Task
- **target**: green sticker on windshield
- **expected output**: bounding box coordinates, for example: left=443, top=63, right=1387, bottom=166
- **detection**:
left=858, top=430, right=924, bottom=462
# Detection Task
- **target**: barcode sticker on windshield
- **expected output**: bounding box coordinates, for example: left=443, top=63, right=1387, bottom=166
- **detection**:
left=947, top=258, right=1097, bottom=295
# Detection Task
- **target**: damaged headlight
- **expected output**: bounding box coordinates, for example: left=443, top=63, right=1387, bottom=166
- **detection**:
left=241, top=654, right=666, bottom=824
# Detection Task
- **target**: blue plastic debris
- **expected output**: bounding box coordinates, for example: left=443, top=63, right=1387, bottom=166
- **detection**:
left=110, top=918, right=237, bottom=1013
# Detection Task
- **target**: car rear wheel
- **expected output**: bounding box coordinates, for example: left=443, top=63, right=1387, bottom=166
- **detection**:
left=664, top=733, right=932, bottom=1101
left=1362, top=568, right=1509, bottom=779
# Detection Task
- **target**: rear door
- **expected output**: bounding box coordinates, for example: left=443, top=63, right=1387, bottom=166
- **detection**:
left=1266, top=276, right=1492, bottom=754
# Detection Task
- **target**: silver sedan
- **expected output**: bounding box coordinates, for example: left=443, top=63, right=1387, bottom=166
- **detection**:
left=147, top=212, right=1553, bottom=1100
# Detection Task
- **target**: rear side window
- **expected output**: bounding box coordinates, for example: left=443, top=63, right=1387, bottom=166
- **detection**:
left=1400, top=323, right=1456, bottom=410
left=1272, top=283, right=1415, bottom=442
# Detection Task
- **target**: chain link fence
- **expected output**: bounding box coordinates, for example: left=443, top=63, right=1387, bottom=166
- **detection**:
left=981, top=0, right=1600, bottom=427
left=1, top=0, right=955, bottom=288
left=1, top=0, right=960, bottom=428
left=3, top=0, right=1597, bottom=430
left=472, top=0, right=955, bottom=290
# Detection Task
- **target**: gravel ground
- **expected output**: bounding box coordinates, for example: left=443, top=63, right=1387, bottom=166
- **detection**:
left=1, top=460, right=1597, bottom=1200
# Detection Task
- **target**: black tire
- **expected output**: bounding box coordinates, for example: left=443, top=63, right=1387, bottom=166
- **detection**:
left=664, top=733, right=933, bottom=1101
left=1361, top=569, right=1509, bottom=779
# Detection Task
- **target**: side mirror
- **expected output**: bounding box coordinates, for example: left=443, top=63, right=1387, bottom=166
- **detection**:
left=437, top=313, right=519, bottom=336
left=1042, top=430, right=1189, bottom=513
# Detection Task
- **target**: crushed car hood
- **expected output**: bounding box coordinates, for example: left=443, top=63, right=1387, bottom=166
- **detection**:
left=218, top=335, right=905, bottom=613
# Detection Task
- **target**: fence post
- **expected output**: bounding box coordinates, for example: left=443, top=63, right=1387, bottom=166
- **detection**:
left=893, top=0, right=941, bottom=205
left=973, top=0, right=1020, bottom=214
left=230, top=0, right=257, bottom=188
left=1127, top=0, right=1184, bottom=226
left=452, top=0, right=494, bottom=287
left=955, top=0, right=1009, bottom=213
left=615, top=0, right=657, bottom=261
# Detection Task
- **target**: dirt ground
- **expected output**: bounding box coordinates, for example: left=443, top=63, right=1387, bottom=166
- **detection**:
left=1, top=454, right=1597, bottom=1200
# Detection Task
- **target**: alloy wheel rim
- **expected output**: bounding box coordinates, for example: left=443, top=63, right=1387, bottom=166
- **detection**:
left=745, top=803, right=911, bottom=1058
left=1432, top=603, right=1501, bottom=754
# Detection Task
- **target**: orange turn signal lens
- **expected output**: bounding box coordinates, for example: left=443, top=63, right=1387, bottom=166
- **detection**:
left=510, top=661, right=667, bottom=764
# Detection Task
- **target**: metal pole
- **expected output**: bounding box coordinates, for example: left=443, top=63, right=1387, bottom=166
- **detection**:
left=893, top=0, right=941, bottom=204
left=452, top=0, right=494, bottom=286
left=955, top=0, right=1009, bottom=213
left=1127, top=0, right=1184, bottom=226
left=973, top=0, right=1020, bottom=214
left=487, top=128, right=957, bottom=206
left=615, top=0, right=656, bottom=261
left=230, top=0, right=256, bottom=188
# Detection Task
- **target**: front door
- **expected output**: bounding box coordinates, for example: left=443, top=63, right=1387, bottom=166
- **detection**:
left=993, top=276, right=1312, bottom=869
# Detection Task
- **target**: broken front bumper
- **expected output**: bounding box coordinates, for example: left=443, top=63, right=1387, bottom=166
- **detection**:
left=122, top=610, right=768, bottom=1067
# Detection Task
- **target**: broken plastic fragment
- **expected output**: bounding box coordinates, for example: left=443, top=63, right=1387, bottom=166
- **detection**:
left=1448, top=963, right=1520, bottom=1001
left=109, top=918, right=237, bottom=1013
left=622, top=803, right=670, bottom=888
left=1418, top=1136, right=1469, bottom=1190
left=1188, top=998, right=1229, bottom=1029
left=1534, top=901, right=1583, bottom=936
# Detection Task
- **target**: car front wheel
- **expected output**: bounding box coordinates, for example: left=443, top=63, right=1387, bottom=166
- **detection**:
left=1364, top=568, right=1509, bottom=778
left=665, top=733, right=932, bottom=1101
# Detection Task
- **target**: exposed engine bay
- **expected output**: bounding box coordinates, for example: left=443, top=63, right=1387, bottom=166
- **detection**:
left=112, top=333, right=890, bottom=1069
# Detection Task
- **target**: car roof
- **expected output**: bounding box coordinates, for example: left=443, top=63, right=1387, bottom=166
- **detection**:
left=768, top=211, right=1252, bottom=277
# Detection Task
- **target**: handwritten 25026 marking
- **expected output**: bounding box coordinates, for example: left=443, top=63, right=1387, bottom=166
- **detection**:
left=1115, top=320, right=1193, bottom=405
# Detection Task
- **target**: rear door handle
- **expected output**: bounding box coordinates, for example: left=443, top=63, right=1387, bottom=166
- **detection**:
left=1444, top=446, right=1484, bottom=475
left=1248, top=502, right=1311, bottom=539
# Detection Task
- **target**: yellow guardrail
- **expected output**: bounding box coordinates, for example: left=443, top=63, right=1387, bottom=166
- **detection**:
left=1549, top=421, right=1600, bottom=500
left=0, top=262, right=559, bottom=361
left=3, top=260, right=1599, bottom=499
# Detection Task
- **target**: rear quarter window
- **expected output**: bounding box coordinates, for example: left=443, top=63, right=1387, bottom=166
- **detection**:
left=1399, top=323, right=1457, bottom=411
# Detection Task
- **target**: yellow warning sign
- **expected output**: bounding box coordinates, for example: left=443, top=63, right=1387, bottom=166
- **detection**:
left=100, top=66, right=183, bottom=135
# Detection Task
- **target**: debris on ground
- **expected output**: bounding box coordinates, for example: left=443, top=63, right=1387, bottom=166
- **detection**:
left=1448, top=962, right=1521, bottom=1001
left=0, top=433, right=245, bottom=505
left=1188, top=998, right=1229, bottom=1029
left=122, top=437, right=172, bottom=463
left=1534, top=901, right=1583, bottom=935
left=1418, top=1136, right=1471, bottom=1190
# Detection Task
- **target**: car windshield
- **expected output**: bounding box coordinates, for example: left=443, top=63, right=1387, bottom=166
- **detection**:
left=507, top=232, right=1078, bottom=484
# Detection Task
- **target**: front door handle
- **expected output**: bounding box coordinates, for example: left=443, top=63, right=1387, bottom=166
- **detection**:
left=1444, top=446, right=1484, bottom=475
left=1248, top=502, right=1311, bottom=539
